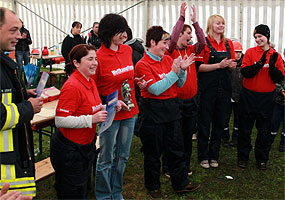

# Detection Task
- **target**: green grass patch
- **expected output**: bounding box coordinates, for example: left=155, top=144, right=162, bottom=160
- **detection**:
left=34, top=116, right=285, bottom=199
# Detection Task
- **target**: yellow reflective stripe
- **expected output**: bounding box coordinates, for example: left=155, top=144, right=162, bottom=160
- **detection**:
left=10, top=187, right=36, bottom=197
left=1, top=164, right=6, bottom=179
left=2, top=104, right=12, bottom=130
left=0, top=131, right=4, bottom=152
left=0, top=176, right=35, bottom=186
left=7, top=129, right=14, bottom=152
left=10, top=165, right=16, bottom=179
left=2, top=92, right=19, bottom=130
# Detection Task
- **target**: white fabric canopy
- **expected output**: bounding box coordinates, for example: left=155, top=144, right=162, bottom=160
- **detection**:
left=1, top=0, right=284, bottom=54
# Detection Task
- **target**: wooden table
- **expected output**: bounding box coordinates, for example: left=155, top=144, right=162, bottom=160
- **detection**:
left=31, top=54, right=64, bottom=86
left=31, top=100, right=58, bottom=154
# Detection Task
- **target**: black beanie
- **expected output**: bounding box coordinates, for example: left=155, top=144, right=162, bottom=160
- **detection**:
left=253, top=24, right=270, bottom=40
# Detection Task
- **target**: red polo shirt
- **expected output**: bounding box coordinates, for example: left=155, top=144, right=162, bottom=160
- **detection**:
left=203, top=36, right=236, bottom=64
left=135, top=52, right=178, bottom=100
left=242, top=46, right=284, bottom=92
left=92, top=44, right=138, bottom=120
left=56, top=69, right=102, bottom=145
left=166, top=45, right=198, bottom=99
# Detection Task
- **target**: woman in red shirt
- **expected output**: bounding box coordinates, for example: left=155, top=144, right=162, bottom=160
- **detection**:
left=238, top=24, right=284, bottom=170
left=50, top=44, right=125, bottom=199
left=92, top=14, right=140, bottom=200
left=197, top=15, right=237, bottom=169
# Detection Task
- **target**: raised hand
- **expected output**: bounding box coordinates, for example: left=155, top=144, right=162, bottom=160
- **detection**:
left=135, top=75, right=147, bottom=89
left=180, top=53, right=195, bottom=70
left=172, top=57, right=182, bottom=74
left=228, top=59, right=237, bottom=71
left=257, top=49, right=269, bottom=66
left=269, top=52, right=278, bottom=68
left=180, top=2, right=187, bottom=18
left=116, top=100, right=130, bottom=112
left=28, top=96, right=44, bottom=114
left=190, top=5, right=196, bottom=23
left=92, top=110, right=108, bottom=123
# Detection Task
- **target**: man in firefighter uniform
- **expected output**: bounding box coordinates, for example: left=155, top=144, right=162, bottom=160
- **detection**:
left=0, top=7, right=43, bottom=198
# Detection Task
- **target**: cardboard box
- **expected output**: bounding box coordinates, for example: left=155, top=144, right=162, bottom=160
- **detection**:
left=41, top=86, right=60, bottom=103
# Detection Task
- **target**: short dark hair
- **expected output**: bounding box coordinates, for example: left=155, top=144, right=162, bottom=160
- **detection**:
left=72, top=21, right=82, bottom=28
left=65, top=44, right=96, bottom=75
left=93, top=22, right=99, bottom=27
left=145, top=26, right=169, bottom=48
left=181, top=24, right=192, bottom=34
left=98, top=13, right=128, bottom=48
left=125, top=27, right=133, bottom=43
left=0, top=7, right=15, bottom=28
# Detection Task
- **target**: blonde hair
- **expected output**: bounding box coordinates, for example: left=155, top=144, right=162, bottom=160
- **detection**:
left=206, top=15, right=226, bottom=42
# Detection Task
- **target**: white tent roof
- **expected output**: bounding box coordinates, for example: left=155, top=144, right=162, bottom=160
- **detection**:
left=1, top=0, right=285, bottom=54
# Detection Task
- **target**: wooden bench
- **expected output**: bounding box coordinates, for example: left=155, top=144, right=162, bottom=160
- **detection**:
left=35, top=157, right=55, bottom=182
left=35, top=136, right=99, bottom=182
left=50, top=70, right=66, bottom=87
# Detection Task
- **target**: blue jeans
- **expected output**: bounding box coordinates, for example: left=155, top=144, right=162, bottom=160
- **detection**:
left=95, top=116, right=136, bottom=200
left=15, top=50, right=30, bottom=81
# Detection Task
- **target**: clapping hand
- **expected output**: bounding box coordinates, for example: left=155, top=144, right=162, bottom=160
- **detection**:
left=180, top=53, right=195, bottom=70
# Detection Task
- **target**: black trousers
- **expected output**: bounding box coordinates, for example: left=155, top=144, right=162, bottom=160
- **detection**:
left=50, top=129, right=96, bottom=199
left=237, top=87, right=274, bottom=163
left=162, top=96, right=198, bottom=173
left=139, top=98, right=189, bottom=191
left=198, top=85, right=231, bottom=162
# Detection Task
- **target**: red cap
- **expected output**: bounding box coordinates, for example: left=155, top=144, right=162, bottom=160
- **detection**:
left=233, top=41, right=243, bottom=51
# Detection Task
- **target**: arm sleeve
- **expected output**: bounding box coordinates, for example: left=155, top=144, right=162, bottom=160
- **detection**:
left=269, top=66, right=284, bottom=83
left=55, top=115, right=93, bottom=128
left=176, top=68, right=187, bottom=87
left=61, top=37, right=70, bottom=63
left=147, top=71, right=179, bottom=96
left=26, top=31, right=32, bottom=45
left=168, top=16, right=185, bottom=53
left=192, top=22, right=206, bottom=54
left=240, top=63, right=263, bottom=78
left=1, top=100, right=34, bottom=131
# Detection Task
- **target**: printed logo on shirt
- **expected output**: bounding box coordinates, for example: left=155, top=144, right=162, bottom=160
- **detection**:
left=111, top=65, right=134, bottom=76
left=92, top=104, right=102, bottom=113
left=158, top=73, right=167, bottom=79
left=59, top=108, right=70, bottom=113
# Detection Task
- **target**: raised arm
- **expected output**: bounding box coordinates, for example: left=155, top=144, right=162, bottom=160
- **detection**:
left=168, top=2, right=187, bottom=53
left=191, top=5, right=206, bottom=54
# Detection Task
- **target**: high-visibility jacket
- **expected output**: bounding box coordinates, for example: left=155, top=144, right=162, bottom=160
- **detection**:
left=0, top=51, right=36, bottom=197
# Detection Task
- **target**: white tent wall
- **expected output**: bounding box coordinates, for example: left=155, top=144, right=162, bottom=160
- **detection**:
left=0, top=0, right=284, bottom=54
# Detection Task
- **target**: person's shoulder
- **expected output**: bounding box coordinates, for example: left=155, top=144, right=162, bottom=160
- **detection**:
left=120, top=44, right=132, bottom=51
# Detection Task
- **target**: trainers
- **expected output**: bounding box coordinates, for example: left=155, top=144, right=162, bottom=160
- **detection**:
left=279, top=145, right=285, bottom=152
left=229, top=139, right=237, bottom=147
left=164, top=172, right=170, bottom=179
left=188, top=169, right=193, bottom=176
left=210, top=160, right=219, bottom=168
left=200, top=160, right=209, bottom=169
left=148, top=189, right=162, bottom=199
left=176, top=182, right=200, bottom=193
left=257, top=162, right=267, bottom=170
left=192, top=134, right=197, bottom=141
left=223, top=140, right=230, bottom=147
left=238, top=161, right=248, bottom=169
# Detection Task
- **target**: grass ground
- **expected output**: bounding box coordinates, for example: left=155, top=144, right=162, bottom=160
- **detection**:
left=34, top=117, right=285, bottom=199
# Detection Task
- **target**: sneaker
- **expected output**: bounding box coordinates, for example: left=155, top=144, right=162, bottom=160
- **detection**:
left=176, top=182, right=200, bottom=193
left=279, top=145, right=285, bottom=152
left=229, top=139, right=237, bottom=147
left=210, top=160, right=219, bottom=168
left=238, top=161, right=248, bottom=169
left=164, top=172, right=170, bottom=179
left=188, top=169, right=193, bottom=176
left=148, top=189, right=162, bottom=199
left=200, top=160, right=210, bottom=169
left=192, top=134, right=197, bottom=141
left=223, top=140, right=230, bottom=147
left=257, top=162, right=267, bottom=170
